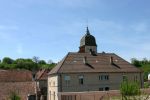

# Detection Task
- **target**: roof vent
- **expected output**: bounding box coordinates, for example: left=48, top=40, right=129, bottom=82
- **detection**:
left=83, top=56, right=88, bottom=64
left=110, top=56, right=121, bottom=69
left=110, top=56, right=113, bottom=64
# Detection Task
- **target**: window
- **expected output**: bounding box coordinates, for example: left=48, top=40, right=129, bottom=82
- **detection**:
left=79, top=75, right=84, bottom=85
left=99, top=75, right=109, bottom=80
left=99, top=88, right=103, bottom=91
left=99, top=87, right=109, bottom=91
left=64, top=75, right=70, bottom=86
left=123, top=75, right=128, bottom=81
left=105, top=87, right=109, bottom=91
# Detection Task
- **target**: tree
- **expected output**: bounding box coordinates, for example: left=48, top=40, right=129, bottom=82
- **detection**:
left=131, top=58, right=141, bottom=67
left=2, top=57, right=14, bottom=64
left=120, top=81, right=141, bottom=100
left=38, top=60, right=46, bottom=64
left=47, top=59, right=53, bottom=64
left=143, top=58, right=148, bottom=64
left=32, top=56, right=39, bottom=63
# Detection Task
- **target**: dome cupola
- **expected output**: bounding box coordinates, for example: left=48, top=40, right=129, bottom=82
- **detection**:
left=79, top=27, right=97, bottom=53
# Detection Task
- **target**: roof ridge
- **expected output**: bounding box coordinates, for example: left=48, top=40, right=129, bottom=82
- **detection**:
left=57, top=53, right=69, bottom=73
left=48, top=53, right=69, bottom=75
left=37, top=69, right=45, bottom=79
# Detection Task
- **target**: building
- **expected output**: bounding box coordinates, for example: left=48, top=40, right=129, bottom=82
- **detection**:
left=0, top=69, right=36, bottom=100
left=48, top=27, right=143, bottom=100
left=36, top=69, right=51, bottom=100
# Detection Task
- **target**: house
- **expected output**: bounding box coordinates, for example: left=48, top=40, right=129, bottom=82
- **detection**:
left=47, top=27, right=143, bottom=100
left=0, top=69, right=36, bottom=100
left=36, top=69, right=51, bottom=100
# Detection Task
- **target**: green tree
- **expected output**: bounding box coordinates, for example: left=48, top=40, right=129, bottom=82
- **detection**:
left=14, top=58, right=38, bottom=70
left=2, top=57, right=14, bottom=64
left=131, top=58, right=141, bottom=67
left=38, top=60, right=46, bottom=64
left=32, top=56, right=39, bottom=63
left=120, top=81, right=141, bottom=100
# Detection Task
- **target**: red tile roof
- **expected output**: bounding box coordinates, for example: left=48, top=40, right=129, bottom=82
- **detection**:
left=0, top=69, right=32, bottom=82
left=49, top=52, right=142, bottom=74
left=36, top=69, right=51, bottom=80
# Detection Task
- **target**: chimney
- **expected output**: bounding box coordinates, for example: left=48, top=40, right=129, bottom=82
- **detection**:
left=83, top=56, right=88, bottom=64
left=110, top=56, right=113, bottom=64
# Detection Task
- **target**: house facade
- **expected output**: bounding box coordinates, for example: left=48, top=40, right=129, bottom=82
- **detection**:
left=48, top=27, right=143, bottom=100
left=36, top=69, right=51, bottom=100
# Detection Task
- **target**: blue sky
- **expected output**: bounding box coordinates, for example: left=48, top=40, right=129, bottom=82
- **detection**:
left=0, top=0, right=150, bottom=63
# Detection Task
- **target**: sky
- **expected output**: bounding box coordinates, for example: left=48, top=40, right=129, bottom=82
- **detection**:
left=0, top=0, right=150, bottom=63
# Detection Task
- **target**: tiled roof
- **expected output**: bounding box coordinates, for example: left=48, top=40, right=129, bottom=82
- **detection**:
left=49, top=52, right=142, bottom=74
left=0, top=69, right=32, bottom=82
left=36, top=69, right=51, bottom=80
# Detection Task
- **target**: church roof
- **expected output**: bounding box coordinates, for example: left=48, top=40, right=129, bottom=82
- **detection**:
left=80, top=27, right=97, bottom=47
left=49, top=52, right=142, bottom=75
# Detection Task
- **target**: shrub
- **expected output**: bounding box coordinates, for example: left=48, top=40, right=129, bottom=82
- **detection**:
left=120, top=81, right=140, bottom=96
left=9, top=92, right=21, bottom=100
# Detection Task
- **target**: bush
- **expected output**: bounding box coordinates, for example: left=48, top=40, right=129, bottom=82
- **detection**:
left=144, top=82, right=149, bottom=88
left=9, top=92, right=21, bottom=100
left=120, top=81, right=140, bottom=96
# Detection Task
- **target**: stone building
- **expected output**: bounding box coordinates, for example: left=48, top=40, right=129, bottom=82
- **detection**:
left=36, top=69, right=51, bottom=100
left=0, top=69, right=36, bottom=100
left=48, top=27, right=143, bottom=100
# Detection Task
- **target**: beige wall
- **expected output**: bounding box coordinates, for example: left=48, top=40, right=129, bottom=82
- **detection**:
left=48, top=72, right=143, bottom=100
left=48, top=75, right=59, bottom=100
left=60, top=72, right=143, bottom=92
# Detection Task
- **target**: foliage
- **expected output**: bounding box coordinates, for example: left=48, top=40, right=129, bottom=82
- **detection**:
left=32, top=56, right=39, bottom=63
left=38, top=60, right=46, bottom=64
left=131, top=58, right=150, bottom=81
left=2, top=57, right=14, bottom=64
left=120, top=81, right=141, bottom=96
left=131, top=58, right=150, bottom=67
left=9, top=92, right=21, bottom=100
left=0, top=56, right=56, bottom=71
left=144, top=82, right=149, bottom=88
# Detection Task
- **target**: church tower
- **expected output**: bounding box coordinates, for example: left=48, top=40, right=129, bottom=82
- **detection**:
left=79, top=27, right=97, bottom=53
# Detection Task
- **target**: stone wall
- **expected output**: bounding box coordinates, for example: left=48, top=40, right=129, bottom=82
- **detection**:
left=0, top=82, right=36, bottom=100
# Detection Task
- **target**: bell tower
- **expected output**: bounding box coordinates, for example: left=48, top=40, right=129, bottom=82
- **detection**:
left=79, top=27, right=97, bottom=53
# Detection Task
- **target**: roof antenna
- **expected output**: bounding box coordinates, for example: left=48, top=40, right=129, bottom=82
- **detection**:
left=86, top=19, right=90, bottom=35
